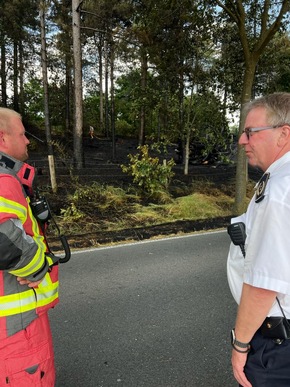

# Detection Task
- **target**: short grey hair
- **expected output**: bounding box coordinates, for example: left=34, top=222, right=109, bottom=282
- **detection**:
left=243, top=92, right=290, bottom=126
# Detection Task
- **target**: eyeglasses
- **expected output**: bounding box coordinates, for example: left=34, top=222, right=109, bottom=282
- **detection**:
left=243, top=125, right=283, bottom=140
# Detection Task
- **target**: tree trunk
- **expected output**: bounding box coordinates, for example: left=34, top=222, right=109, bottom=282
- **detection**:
left=98, top=37, right=104, bottom=134
left=183, top=83, right=194, bottom=176
left=184, top=128, right=190, bottom=175
left=72, top=0, right=84, bottom=169
left=19, top=41, right=25, bottom=115
left=65, top=55, right=72, bottom=133
left=110, top=43, right=116, bottom=161
left=234, top=61, right=257, bottom=214
left=1, top=44, right=7, bottom=106
left=104, top=39, right=109, bottom=138
left=139, top=50, right=148, bottom=146
left=40, top=0, right=57, bottom=193
left=13, top=42, right=19, bottom=111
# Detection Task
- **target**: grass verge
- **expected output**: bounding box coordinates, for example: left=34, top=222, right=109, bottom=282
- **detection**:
left=45, top=178, right=254, bottom=237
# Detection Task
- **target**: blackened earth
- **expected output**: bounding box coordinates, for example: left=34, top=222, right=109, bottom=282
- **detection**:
left=28, top=136, right=261, bottom=250
left=57, top=216, right=233, bottom=250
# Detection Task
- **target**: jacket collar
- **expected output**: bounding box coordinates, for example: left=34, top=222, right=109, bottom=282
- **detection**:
left=0, top=152, right=36, bottom=190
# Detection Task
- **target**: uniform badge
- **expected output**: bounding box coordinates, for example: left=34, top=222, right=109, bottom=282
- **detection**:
left=255, top=172, right=270, bottom=203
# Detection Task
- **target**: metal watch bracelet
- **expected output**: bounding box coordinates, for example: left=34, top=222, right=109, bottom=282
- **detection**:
left=231, top=329, right=250, bottom=348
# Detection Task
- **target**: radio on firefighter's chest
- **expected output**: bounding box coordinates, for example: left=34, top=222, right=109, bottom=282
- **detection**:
left=30, top=196, right=51, bottom=222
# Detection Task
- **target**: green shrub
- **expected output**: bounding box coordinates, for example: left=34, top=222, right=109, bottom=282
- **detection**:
left=121, top=144, right=175, bottom=200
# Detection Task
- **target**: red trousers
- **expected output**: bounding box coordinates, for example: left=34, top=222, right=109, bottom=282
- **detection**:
left=0, top=313, right=55, bottom=386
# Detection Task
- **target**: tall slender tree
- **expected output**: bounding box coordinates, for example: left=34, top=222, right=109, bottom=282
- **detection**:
left=72, top=0, right=84, bottom=168
left=40, top=0, right=57, bottom=192
left=0, top=0, right=39, bottom=110
left=52, top=0, right=74, bottom=134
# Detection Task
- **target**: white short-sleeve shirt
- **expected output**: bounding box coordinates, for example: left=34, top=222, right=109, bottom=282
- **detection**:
left=227, top=151, right=290, bottom=317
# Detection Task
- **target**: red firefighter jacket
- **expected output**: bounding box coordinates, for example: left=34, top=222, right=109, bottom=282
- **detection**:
left=0, top=152, right=59, bottom=340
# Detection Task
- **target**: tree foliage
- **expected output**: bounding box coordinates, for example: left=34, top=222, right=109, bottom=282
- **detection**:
left=0, top=0, right=290, bottom=205
left=210, top=0, right=290, bottom=213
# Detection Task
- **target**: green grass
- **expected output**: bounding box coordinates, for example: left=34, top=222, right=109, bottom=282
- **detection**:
left=48, top=179, right=244, bottom=236
left=123, top=191, right=234, bottom=227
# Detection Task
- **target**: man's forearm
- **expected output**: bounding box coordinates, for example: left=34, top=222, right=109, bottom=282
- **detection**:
left=234, top=283, right=277, bottom=343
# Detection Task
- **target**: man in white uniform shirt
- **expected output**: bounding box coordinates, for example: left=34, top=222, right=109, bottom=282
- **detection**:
left=227, top=92, right=290, bottom=387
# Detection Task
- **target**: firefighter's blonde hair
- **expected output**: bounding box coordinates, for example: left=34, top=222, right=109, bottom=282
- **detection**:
left=0, top=108, right=22, bottom=134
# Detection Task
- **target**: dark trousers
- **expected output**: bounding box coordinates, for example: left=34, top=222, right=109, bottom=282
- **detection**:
left=241, top=330, right=290, bottom=387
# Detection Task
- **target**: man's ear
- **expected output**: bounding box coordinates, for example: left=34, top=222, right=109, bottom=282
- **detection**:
left=0, top=131, right=5, bottom=145
left=278, top=125, right=290, bottom=146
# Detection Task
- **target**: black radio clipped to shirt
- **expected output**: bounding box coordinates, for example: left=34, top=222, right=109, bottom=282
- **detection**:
left=30, top=192, right=71, bottom=264
left=227, top=222, right=246, bottom=257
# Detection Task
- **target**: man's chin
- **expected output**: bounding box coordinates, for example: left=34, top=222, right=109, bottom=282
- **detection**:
left=21, top=153, right=29, bottom=162
left=246, top=155, right=257, bottom=168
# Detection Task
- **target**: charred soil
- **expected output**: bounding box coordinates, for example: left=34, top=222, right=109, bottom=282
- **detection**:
left=29, top=137, right=261, bottom=251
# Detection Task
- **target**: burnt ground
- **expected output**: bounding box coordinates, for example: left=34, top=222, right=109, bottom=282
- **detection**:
left=57, top=216, right=233, bottom=251
left=28, top=136, right=261, bottom=251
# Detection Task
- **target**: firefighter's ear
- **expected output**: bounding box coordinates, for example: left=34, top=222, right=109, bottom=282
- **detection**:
left=0, top=130, right=8, bottom=147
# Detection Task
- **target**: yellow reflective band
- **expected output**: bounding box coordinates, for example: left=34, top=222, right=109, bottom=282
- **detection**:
left=35, top=281, right=59, bottom=307
left=27, top=200, right=43, bottom=239
left=9, top=202, right=48, bottom=277
left=0, top=281, right=59, bottom=317
left=0, top=290, right=36, bottom=317
left=46, top=255, right=54, bottom=266
left=0, top=196, right=27, bottom=223
left=9, top=247, right=46, bottom=277
left=9, top=200, right=47, bottom=277
left=38, top=272, right=53, bottom=288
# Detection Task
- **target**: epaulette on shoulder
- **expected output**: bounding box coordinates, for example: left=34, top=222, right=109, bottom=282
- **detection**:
left=255, top=172, right=270, bottom=203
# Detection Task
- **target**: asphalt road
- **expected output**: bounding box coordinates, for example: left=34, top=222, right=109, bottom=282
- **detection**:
left=51, top=231, right=237, bottom=387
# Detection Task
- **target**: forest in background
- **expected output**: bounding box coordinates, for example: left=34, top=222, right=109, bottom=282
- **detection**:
left=0, top=0, right=290, bottom=213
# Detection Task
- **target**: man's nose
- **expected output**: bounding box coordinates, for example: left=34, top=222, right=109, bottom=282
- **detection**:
left=238, top=132, right=248, bottom=145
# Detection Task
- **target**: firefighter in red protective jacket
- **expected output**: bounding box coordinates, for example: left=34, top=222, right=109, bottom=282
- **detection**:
left=0, top=108, right=59, bottom=386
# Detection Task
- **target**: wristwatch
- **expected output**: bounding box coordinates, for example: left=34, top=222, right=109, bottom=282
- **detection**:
left=231, top=329, right=250, bottom=353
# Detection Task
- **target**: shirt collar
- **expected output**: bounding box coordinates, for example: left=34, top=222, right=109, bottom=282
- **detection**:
left=266, top=151, right=290, bottom=176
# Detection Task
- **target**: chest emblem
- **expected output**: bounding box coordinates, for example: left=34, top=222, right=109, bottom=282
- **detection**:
left=255, top=172, right=270, bottom=203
